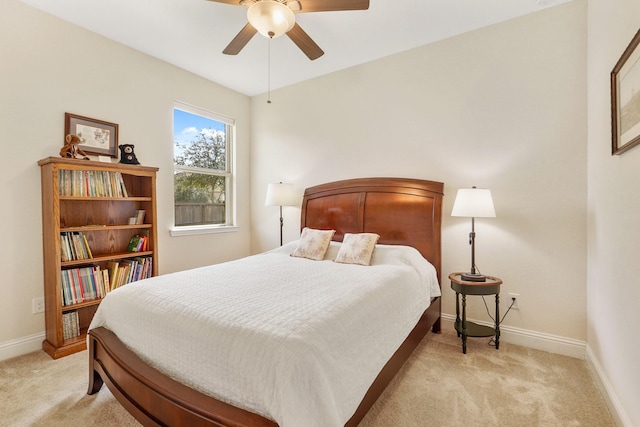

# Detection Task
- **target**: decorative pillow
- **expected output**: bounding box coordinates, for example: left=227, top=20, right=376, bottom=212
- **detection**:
left=290, top=228, right=336, bottom=261
left=334, top=233, right=380, bottom=266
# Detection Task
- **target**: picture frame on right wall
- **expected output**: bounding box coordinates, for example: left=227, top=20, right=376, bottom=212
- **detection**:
left=611, top=27, right=640, bottom=155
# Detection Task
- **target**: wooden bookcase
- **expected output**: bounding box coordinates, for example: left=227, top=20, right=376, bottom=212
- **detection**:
left=38, top=157, right=159, bottom=359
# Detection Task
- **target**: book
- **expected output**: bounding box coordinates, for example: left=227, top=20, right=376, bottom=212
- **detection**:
left=134, top=209, right=146, bottom=225
left=60, top=270, right=72, bottom=306
left=71, top=233, right=85, bottom=259
left=82, top=233, right=93, bottom=258
left=101, top=269, right=110, bottom=297
left=60, top=235, right=70, bottom=262
left=106, top=261, right=120, bottom=291
left=127, top=235, right=141, bottom=252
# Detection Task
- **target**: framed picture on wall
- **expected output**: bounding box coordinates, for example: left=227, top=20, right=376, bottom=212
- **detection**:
left=611, top=28, right=640, bottom=155
left=64, top=113, right=119, bottom=158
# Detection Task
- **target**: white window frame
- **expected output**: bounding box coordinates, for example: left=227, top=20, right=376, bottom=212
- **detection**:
left=170, top=101, right=237, bottom=237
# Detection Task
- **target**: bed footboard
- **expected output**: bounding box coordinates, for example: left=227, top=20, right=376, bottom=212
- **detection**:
left=88, top=327, right=278, bottom=427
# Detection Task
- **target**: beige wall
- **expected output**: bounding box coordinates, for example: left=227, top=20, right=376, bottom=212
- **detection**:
left=0, top=0, right=252, bottom=353
left=587, top=0, right=640, bottom=425
left=251, top=2, right=588, bottom=342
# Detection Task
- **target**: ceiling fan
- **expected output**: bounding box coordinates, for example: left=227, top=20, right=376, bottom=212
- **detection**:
left=208, top=0, right=370, bottom=60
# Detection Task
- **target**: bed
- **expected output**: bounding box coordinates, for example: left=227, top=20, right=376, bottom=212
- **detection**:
left=87, top=177, right=444, bottom=427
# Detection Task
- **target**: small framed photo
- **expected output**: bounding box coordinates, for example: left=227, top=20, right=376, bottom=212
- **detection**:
left=64, top=113, right=119, bottom=158
left=611, top=28, right=640, bottom=155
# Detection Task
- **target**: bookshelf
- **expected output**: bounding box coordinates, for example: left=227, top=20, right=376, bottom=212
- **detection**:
left=38, top=157, right=158, bottom=359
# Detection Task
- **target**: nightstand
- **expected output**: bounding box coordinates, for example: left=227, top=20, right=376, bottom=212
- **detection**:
left=449, top=272, right=503, bottom=354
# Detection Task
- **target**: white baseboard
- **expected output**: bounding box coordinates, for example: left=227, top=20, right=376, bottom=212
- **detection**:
left=586, top=345, right=633, bottom=427
left=0, top=332, right=45, bottom=362
left=440, top=314, right=586, bottom=358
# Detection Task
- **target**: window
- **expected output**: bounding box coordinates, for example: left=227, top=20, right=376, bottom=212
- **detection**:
left=172, top=103, right=235, bottom=234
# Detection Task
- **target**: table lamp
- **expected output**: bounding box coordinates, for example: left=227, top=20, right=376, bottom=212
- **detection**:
left=265, top=182, right=297, bottom=246
left=451, top=186, right=496, bottom=282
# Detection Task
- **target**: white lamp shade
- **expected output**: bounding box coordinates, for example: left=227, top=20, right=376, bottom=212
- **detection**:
left=265, top=182, right=297, bottom=206
left=451, top=188, right=496, bottom=218
left=247, top=1, right=295, bottom=39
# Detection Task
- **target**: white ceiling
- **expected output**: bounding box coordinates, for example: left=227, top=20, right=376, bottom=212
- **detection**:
left=21, top=0, right=570, bottom=97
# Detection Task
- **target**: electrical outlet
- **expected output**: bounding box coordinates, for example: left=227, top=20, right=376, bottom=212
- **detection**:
left=32, top=297, right=45, bottom=314
left=508, top=293, right=520, bottom=310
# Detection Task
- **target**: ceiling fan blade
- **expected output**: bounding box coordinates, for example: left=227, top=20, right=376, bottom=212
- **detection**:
left=223, top=23, right=258, bottom=55
left=295, top=0, right=369, bottom=13
left=286, top=23, right=324, bottom=60
left=206, top=0, right=243, bottom=6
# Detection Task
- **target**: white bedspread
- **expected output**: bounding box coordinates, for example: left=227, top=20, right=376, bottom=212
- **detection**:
left=89, top=242, right=440, bottom=427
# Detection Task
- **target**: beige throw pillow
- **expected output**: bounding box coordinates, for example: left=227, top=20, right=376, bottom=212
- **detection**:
left=334, top=233, right=380, bottom=266
left=290, top=228, right=336, bottom=261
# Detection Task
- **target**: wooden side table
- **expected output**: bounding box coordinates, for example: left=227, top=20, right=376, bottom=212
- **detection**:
left=449, top=272, right=503, bottom=354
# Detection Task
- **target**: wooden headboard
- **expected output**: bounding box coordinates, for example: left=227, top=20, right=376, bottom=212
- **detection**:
left=301, top=177, right=444, bottom=282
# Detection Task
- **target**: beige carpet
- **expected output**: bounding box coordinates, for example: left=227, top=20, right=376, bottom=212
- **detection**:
left=1, top=329, right=614, bottom=427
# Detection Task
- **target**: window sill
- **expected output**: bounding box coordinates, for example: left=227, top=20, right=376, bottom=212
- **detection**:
left=170, top=225, right=239, bottom=237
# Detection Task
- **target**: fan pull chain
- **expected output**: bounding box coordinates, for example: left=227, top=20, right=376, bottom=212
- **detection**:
left=267, top=38, right=272, bottom=104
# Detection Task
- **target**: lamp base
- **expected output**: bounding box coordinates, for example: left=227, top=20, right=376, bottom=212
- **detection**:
left=461, top=272, right=487, bottom=282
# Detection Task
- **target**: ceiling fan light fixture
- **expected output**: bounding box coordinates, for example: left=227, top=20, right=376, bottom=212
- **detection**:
left=247, top=0, right=295, bottom=39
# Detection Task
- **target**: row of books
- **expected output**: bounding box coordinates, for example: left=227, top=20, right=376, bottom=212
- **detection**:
left=61, top=230, right=151, bottom=262
left=127, top=232, right=150, bottom=252
left=107, top=257, right=153, bottom=290
left=62, top=311, right=80, bottom=340
left=61, top=265, right=109, bottom=305
left=58, top=169, right=129, bottom=197
left=60, top=257, right=153, bottom=306
left=60, top=232, right=93, bottom=262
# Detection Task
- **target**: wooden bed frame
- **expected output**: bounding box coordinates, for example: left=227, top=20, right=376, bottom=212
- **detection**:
left=88, top=177, right=444, bottom=426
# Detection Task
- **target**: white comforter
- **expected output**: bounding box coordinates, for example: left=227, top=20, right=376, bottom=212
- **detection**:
left=89, top=242, right=440, bottom=427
